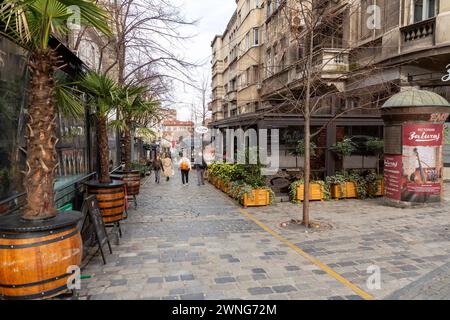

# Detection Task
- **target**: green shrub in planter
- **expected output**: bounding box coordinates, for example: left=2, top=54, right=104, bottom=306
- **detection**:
left=330, top=137, right=357, bottom=156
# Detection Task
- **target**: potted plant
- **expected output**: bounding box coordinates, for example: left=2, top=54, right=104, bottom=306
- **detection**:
left=326, top=172, right=358, bottom=199
left=113, top=85, right=159, bottom=203
left=79, top=72, right=127, bottom=224
left=366, top=138, right=384, bottom=194
left=330, top=137, right=356, bottom=158
left=0, top=0, right=110, bottom=299
left=231, top=182, right=274, bottom=208
left=289, top=179, right=329, bottom=202
left=365, top=170, right=384, bottom=197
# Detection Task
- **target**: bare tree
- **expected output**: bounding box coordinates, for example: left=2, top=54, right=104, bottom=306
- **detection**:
left=101, top=0, right=198, bottom=88
left=255, top=0, right=400, bottom=227
left=191, top=70, right=211, bottom=126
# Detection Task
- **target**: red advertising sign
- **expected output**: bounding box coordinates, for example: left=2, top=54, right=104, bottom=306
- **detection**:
left=400, top=123, right=444, bottom=203
left=384, top=155, right=402, bottom=201
left=403, top=124, right=443, bottom=146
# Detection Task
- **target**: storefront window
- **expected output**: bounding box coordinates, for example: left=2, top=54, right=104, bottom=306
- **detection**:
left=0, top=38, right=28, bottom=203
left=54, top=112, right=89, bottom=190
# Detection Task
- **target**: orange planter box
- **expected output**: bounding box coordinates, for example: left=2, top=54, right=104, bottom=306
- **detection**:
left=296, top=184, right=324, bottom=202
left=222, top=182, right=231, bottom=194
left=331, top=182, right=358, bottom=199
left=368, top=179, right=384, bottom=197
left=243, top=189, right=270, bottom=208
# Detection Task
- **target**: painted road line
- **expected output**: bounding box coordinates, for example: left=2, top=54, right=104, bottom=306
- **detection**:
left=238, top=208, right=376, bottom=301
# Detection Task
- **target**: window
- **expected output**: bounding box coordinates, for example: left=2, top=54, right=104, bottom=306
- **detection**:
left=253, top=28, right=260, bottom=46
left=267, top=0, right=273, bottom=16
left=413, top=0, right=437, bottom=23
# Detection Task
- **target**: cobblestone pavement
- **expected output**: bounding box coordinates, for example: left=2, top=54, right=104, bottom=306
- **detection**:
left=79, top=172, right=450, bottom=300
left=246, top=189, right=450, bottom=300
left=387, top=262, right=450, bottom=300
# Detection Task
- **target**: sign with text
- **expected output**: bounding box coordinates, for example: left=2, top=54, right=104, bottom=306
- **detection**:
left=384, top=154, right=402, bottom=201
left=400, top=124, right=444, bottom=203
left=403, top=124, right=443, bottom=146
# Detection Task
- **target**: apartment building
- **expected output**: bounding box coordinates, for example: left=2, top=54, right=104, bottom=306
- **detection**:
left=210, top=0, right=450, bottom=177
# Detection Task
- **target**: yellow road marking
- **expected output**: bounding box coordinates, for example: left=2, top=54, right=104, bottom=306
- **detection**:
left=238, top=208, right=376, bottom=300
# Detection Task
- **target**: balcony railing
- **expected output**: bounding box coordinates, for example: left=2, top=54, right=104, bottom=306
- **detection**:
left=401, top=18, right=435, bottom=52
left=402, top=18, right=435, bottom=42
left=225, top=90, right=237, bottom=102
left=312, top=48, right=349, bottom=74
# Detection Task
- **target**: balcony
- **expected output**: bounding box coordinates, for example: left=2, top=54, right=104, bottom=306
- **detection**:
left=261, top=68, right=289, bottom=97
left=225, top=90, right=237, bottom=102
left=212, top=61, right=224, bottom=76
left=400, top=18, right=435, bottom=53
left=312, top=48, right=349, bottom=77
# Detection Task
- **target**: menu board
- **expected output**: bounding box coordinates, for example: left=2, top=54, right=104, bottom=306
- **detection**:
left=384, top=155, right=403, bottom=200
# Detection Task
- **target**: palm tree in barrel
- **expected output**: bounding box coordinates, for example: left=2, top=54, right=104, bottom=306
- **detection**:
left=78, top=71, right=118, bottom=183
left=0, top=0, right=110, bottom=220
left=116, top=85, right=159, bottom=172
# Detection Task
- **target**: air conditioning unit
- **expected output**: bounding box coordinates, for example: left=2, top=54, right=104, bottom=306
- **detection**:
left=256, top=83, right=262, bottom=90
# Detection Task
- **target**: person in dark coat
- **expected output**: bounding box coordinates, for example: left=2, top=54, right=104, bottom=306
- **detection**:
left=194, top=158, right=207, bottom=186
left=153, top=155, right=163, bottom=184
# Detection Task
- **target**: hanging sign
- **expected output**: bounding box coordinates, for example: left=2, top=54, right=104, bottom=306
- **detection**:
left=442, top=64, right=450, bottom=82
left=195, top=126, right=209, bottom=134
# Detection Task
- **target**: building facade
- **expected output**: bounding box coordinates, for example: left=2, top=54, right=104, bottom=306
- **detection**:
left=210, top=0, right=450, bottom=178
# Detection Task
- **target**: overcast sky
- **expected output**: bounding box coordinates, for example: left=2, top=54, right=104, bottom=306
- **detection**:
left=168, top=0, right=235, bottom=121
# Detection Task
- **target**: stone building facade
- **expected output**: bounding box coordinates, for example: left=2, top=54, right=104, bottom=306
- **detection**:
left=210, top=0, right=450, bottom=178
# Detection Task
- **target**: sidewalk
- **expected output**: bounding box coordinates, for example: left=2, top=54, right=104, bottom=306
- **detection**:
left=79, top=173, right=450, bottom=300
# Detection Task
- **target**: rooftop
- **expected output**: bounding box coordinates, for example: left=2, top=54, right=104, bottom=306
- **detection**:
left=382, top=89, right=450, bottom=108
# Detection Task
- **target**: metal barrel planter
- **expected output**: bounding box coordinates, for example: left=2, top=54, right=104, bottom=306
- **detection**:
left=0, top=212, right=82, bottom=300
left=85, top=180, right=126, bottom=224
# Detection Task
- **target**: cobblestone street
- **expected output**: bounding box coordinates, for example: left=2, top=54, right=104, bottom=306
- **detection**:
left=79, top=171, right=450, bottom=300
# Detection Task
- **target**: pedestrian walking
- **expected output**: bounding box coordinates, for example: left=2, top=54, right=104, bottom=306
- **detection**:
left=178, top=153, right=192, bottom=186
left=161, top=154, right=173, bottom=182
left=194, top=158, right=207, bottom=186
left=153, top=155, right=163, bottom=184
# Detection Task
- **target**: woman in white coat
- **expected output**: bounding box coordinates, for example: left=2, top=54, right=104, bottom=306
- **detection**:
left=161, top=154, right=173, bottom=182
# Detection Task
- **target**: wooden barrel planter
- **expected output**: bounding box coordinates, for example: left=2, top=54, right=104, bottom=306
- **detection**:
left=113, top=171, right=141, bottom=196
left=0, top=211, right=82, bottom=300
left=85, top=180, right=126, bottom=224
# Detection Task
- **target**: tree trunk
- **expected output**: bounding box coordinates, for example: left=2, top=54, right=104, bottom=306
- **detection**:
left=303, top=112, right=311, bottom=227
left=302, top=28, right=314, bottom=228
left=97, top=116, right=111, bottom=184
left=23, top=49, right=59, bottom=220
left=123, top=118, right=132, bottom=172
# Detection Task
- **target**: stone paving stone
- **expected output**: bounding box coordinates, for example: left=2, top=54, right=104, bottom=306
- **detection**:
left=248, top=287, right=274, bottom=295
left=180, top=293, right=205, bottom=300
left=180, top=274, right=195, bottom=281
left=147, top=277, right=164, bottom=284
left=215, top=277, right=236, bottom=284
left=272, top=285, right=297, bottom=293
left=79, top=174, right=450, bottom=300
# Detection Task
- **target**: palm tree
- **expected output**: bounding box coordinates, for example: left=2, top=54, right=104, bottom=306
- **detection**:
left=116, top=85, right=159, bottom=172
left=78, top=71, right=117, bottom=184
left=0, top=0, right=110, bottom=220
